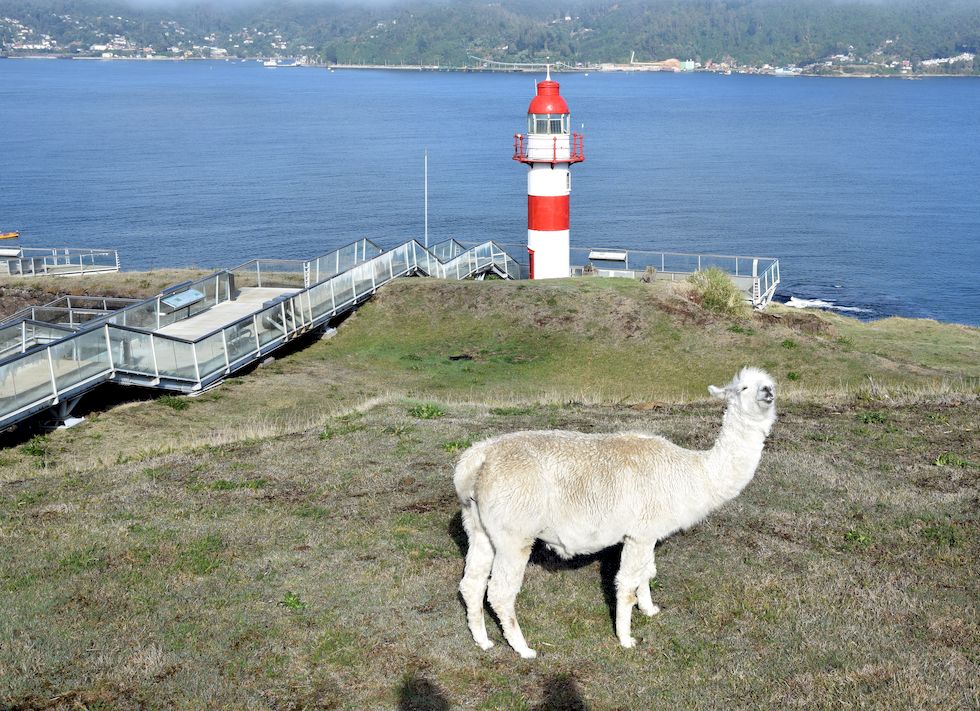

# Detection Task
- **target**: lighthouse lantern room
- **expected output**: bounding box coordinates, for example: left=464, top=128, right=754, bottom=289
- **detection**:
left=513, top=68, right=584, bottom=279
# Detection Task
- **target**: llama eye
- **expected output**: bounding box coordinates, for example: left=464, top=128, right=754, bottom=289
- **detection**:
left=741, top=387, right=748, bottom=392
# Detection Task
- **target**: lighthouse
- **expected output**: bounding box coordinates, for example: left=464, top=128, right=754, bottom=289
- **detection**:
left=513, top=68, right=584, bottom=279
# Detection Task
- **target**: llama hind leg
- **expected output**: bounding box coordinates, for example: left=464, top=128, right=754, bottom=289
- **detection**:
left=459, top=508, right=495, bottom=650
left=486, top=539, right=536, bottom=658
left=636, top=549, right=660, bottom=617
left=616, top=538, right=655, bottom=648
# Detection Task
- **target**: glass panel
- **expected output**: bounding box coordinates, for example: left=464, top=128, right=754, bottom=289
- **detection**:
left=0, top=350, right=55, bottom=414
left=232, top=262, right=261, bottom=289
left=333, top=272, right=355, bottom=307
left=254, top=305, right=285, bottom=347
left=308, top=282, right=333, bottom=319
left=153, top=337, right=197, bottom=380
left=48, top=329, right=110, bottom=391
left=224, top=322, right=255, bottom=364
left=113, top=299, right=158, bottom=330
left=0, top=325, right=24, bottom=361
left=196, top=333, right=227, bottom=379
left=352, top=262, right=373, bottom=296
left=108, top=327, right=155, bottom=375
left=374, top=256, right=391, bottom=285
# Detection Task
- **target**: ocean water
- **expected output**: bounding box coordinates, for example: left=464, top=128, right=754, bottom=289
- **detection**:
left=1, top=60, right=978, bottom=325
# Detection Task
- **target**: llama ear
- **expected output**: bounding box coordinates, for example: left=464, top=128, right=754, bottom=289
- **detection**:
left=708, top=384, right=727, bottom=399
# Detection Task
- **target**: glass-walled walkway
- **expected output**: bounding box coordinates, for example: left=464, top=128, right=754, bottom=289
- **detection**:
left=0, top=239, right=520, bottom=430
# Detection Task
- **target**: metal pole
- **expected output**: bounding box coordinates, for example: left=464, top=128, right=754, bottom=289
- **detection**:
left=424, top=148, right=429, bottom=248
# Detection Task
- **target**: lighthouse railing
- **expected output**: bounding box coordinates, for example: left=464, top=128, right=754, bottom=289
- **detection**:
left=513, top=132, right=585, bottom=164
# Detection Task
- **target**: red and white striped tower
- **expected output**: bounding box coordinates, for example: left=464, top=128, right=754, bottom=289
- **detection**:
left=513, top=67, right=584, bottom=279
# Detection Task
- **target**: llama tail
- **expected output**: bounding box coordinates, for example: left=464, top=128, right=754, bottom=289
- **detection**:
left=453, top=441, right=489, bottom=506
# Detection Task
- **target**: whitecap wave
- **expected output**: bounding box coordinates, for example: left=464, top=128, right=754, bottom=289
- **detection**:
left=785, top=297, right=872, bottom=314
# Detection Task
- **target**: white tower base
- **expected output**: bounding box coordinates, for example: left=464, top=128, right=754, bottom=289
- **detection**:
left=528, top=230, right=570, bottom=279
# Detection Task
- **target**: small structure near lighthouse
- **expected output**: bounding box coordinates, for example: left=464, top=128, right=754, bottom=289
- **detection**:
left=513, top=68, right=584, bottom=279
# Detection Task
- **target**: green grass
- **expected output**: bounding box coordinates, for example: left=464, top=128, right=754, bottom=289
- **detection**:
left=409, top=402, right=446, bottom=419
left=158, top=395, right=189, bottom=411
left=934, top=451, right=972, bottom=467
left=0, top=275, right=978, bottom=709
left=687, top=267, right=749, bottom=318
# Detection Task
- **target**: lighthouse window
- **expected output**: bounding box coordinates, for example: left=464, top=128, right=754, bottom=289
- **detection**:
left=529, top=114, right=570, bottom=135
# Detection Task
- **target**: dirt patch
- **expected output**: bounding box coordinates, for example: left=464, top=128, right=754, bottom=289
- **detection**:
left=0, top=284, right=64, bottom=319
left=657, top=294, right=715, bottom=326
left=755, top=310, right=838, bottom=337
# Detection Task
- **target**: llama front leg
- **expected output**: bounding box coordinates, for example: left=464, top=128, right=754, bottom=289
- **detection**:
left=615, top=538, right=655, bottom=648
left=458, top=508, right=495, bottom=650
left=636, top=549, right=660, bottom=617
left=486, top=539, right=536, bottom=658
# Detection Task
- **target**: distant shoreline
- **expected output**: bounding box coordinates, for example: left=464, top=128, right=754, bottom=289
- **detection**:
left=2, top=54, right=978, bottom=79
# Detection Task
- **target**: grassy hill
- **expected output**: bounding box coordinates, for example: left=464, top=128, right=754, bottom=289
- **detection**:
left=1, top=276, right=977, bottom=709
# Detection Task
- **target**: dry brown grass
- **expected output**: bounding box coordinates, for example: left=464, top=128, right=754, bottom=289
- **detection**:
left=1, top=399, right=977, bottom=709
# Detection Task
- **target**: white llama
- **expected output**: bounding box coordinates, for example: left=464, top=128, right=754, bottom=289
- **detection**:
left=454, top=367, right=777, bottom=658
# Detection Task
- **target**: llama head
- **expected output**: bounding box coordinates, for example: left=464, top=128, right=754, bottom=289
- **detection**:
left=708, top=367, right=777, bottom=424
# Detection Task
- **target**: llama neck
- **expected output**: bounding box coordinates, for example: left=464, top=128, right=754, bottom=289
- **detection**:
left=704, top=406, right=772, bottom=504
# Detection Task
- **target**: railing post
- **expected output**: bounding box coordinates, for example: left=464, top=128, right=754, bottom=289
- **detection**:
left=191, top=342, right=201, bottom=385
left=256, top=261, right=262, bottom=288
left=103, top=325, right=114, bottom=373
left=46, top=347, right=59, bottom=403
left=222, top=330, right=231, bottom=372
left=150, top=336, right=160, bottom=380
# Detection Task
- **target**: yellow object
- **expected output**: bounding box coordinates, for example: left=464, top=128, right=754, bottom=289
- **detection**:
left=0, top=231, right=20, bottom=240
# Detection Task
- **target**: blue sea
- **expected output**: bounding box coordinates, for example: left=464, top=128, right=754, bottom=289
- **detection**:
left=1, top=59, right=978, bottom=325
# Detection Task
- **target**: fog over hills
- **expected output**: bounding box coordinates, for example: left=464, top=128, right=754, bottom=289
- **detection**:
left=2, top=0, right=978, bottom=70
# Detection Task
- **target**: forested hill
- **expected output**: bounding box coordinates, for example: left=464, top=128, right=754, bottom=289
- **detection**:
left=2, top=0, right=979, bottom=70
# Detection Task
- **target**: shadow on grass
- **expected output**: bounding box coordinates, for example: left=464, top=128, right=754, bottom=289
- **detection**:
left=398, top=670, right=451, bottom=711
left=398, top=670, right=588, bottom=710
left=532, top=673, right=589, bottom=711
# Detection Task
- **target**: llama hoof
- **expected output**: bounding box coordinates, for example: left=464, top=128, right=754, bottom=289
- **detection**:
left=619, top=636, right=638, bottom=649
left=639, top=603, right=660, bottom=617
left=476, top=639, right=495, bottom=651
left=517, top=647, right=538, bottom=659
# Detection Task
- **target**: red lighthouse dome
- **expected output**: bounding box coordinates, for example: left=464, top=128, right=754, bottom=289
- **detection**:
left=527, top=80, right=569, bottom=115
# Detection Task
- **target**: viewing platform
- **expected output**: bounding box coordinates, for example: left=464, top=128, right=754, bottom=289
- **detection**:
left=0, top=246, right=121, bottom=277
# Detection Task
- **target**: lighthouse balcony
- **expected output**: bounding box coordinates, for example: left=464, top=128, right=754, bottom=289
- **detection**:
left=513, top=133, right=585, bottom=165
